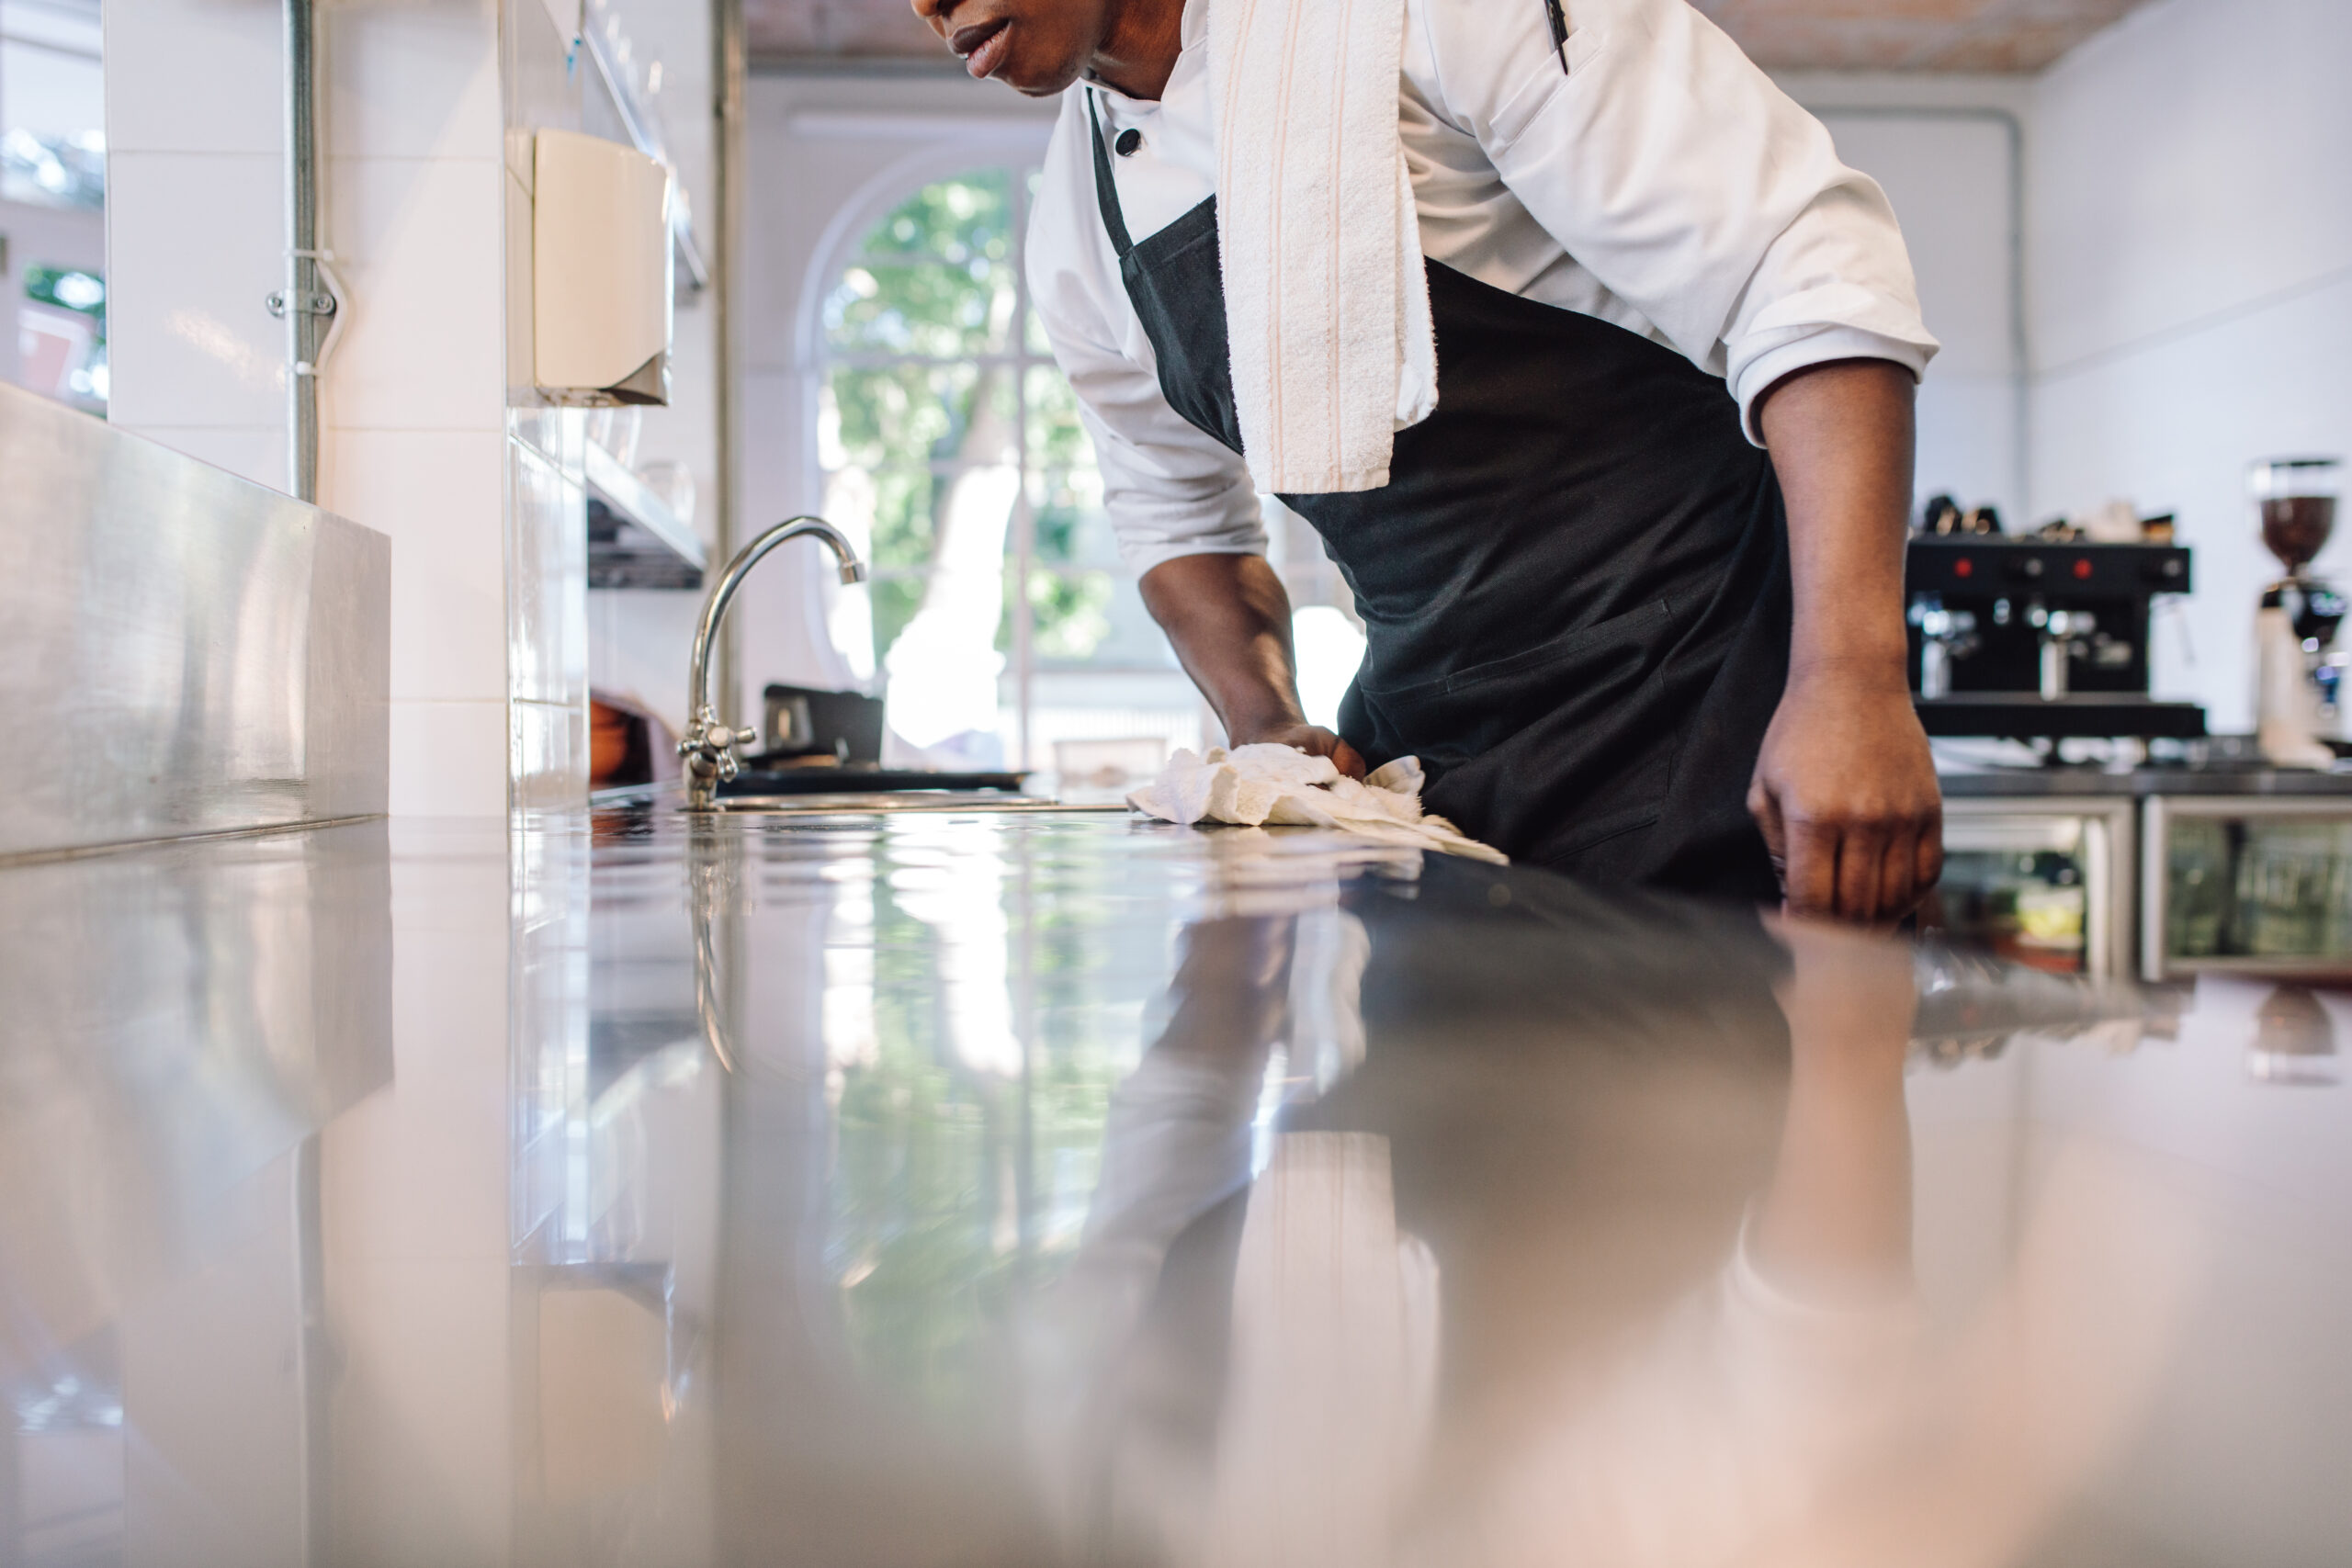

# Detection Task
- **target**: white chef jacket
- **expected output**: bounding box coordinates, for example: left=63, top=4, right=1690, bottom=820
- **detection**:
left=1024, top=0, right=1940, bottom=578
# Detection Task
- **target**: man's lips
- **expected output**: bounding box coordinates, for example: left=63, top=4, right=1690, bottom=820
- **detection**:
left=951, top=17, right=1012, bottom=78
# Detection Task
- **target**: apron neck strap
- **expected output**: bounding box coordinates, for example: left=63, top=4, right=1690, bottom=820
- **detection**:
left=1084, top=89, right=1136, bottom=260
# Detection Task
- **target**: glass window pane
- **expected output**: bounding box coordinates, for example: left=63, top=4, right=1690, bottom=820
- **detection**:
left=3, top=19, right=106, bottom=212
left=1023, top=363, right=1094, bottom=471
left=1025, top=570, right=1180, bottom=672
left=826, top=364, right=999, bottom=473
left=826, top=260, right=1016, bottom=357
left=862, top=169, right=1015, bottom=265
left=1029, top=468, right=1117, bottom=572
left=828, top=171, right=1018, bottom=357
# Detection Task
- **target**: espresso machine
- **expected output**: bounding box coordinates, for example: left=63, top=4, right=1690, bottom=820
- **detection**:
left=1906, top=525, right=2206, bottom=741
left=2250, top=457, right=2346, bottom=767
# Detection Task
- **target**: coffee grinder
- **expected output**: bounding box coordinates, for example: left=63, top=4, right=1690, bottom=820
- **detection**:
left=2250, top=457, right=2346, bottom=768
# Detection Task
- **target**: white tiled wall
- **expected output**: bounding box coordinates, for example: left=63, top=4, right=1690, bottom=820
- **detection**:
left=105, top=0, right=589, bottom=815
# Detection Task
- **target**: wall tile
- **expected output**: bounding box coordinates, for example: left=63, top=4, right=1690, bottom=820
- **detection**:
left=103, top=0, right=282, bottom=156
left=510, top=699, right=588, bottom=810
left=322, top=2, right=501, bottom=164
left=506, top=437, right=587, bottom=706
left=503, top=0, right=582, bottom=181
left=587, top=587, right=703, bottom=732
left=389, top=700, right=510, bottom=815
left=506, top=167, right=535, bottom=392
left=329, top=429, right=508, bottom=703
left=129, top=425, right=290, bottom=493
left=105, top=152, right=288, bottom=433
left=507, top=405, right=585, bottom=479
left=323, top=154, right=507, bottom=433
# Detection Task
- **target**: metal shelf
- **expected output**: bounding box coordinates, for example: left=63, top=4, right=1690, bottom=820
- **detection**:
left=585, top=441, right=705, bottom=590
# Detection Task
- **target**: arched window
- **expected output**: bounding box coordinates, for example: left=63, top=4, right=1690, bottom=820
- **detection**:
left=816, top=164, right=1205, bottom=777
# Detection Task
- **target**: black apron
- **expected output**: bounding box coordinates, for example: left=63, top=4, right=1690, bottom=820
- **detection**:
left=1088, top=96, right=1793, bottom=900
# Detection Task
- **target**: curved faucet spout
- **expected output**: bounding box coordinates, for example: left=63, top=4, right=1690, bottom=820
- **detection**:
left=681, top=516, right=867, bottom=808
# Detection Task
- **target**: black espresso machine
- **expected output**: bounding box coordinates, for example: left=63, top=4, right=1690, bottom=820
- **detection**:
left=1906, top=536, right=2208, bottom=739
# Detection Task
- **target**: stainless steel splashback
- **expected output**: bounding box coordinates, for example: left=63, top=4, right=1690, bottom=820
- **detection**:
left=0, top=386, right=389, bottom=859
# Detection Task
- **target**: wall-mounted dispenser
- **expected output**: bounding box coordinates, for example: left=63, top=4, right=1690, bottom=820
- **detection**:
left=533, top=129, right=673, bottom=405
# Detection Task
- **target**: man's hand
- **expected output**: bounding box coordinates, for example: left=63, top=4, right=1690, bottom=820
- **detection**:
left=1755, top=358, right=1944, bottom=924
left=1750, top=666, right=1942, bottom=923
left=1226, top=719, right=1367, bottom=779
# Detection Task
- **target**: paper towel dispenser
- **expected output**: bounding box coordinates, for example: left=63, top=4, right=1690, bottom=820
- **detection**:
left=533, top=129, right=673, bottom=406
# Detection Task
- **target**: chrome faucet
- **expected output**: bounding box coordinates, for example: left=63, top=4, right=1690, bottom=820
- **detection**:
left=681, top=516, right=867, bottom=810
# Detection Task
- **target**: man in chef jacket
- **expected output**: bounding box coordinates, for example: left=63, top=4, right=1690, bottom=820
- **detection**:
left=914, top=0, right=1943, bottom=923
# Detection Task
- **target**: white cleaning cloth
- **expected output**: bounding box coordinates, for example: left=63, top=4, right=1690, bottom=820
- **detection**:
left=1127, top=744, right=1507, bottom=863
left=1208, top=0, right=1438, bottom=496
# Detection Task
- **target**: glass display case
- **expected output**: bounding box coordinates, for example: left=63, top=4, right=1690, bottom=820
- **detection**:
left=1929, top=798, right=2136, bottom=979
left=2144, top=796, right=2352, bottom=980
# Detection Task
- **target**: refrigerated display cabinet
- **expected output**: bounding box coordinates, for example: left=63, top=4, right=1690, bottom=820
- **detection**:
left=2143, top=795, right=2352, bottom=981
left=1937, top=769, right=2352, bottom=983
left=1933, top=796, right=2136, bottom=980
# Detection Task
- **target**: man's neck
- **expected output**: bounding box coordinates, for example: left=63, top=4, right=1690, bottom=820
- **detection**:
left=1087, top=0, right=1185, bottom=101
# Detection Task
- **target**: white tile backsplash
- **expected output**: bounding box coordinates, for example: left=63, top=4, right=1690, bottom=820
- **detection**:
left=503, top=0, right=583, bottom=184
left=505, top=167, right=535, bottom=392
left=130, top=425, right=290, bottom=493
left=105, top=152, right=289, bottom=433
left=507, top=437, right=587, bottom=706
left=322, top=2, right=502, bottom=165
left=510, top=699, right=588, bottom=811
left=103, top=0, right=283, bottom=156
left=324, top=155, right=508, bottom=434
left=331, top=430, right=508, bottom=704
left=389, top=701, right=511, bottom=815
left=106, top=0, right=602, bottom=818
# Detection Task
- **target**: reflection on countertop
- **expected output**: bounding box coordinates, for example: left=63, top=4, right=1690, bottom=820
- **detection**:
left=1, top=809, right=2346, bottom=1566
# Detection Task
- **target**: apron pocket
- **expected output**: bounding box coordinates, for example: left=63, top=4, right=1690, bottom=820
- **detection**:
left=1363, top=598, right=1689, bottom=864
left=1357, top=597, right=1677, bottom=768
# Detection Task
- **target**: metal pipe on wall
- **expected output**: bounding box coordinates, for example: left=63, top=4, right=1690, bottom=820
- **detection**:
left=713, top=0, right=747, bottom=724
left=280, top=0, right=322, bottom=502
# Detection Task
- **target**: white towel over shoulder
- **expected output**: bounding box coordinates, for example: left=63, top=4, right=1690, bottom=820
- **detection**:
left=1208, top=0, right=1437, bottom=495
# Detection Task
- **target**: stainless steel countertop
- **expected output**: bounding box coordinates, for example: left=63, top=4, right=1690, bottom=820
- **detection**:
left=3, top=808, right=2346, bottom=1565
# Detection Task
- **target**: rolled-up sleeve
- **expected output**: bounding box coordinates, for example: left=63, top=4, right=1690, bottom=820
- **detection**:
left=1027, top=99, right=1266, bottom=575
left=1417, top=0, right=1939, bottom=443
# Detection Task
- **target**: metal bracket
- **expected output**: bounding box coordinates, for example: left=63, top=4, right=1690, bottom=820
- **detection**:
left=266, top=291, right=340, bottom=318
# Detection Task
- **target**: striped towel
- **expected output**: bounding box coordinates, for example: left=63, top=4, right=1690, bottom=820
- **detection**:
left=1208, top=0, right=1438, bottom=495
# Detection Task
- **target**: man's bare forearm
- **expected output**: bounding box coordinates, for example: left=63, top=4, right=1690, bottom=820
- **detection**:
left=1758, top=359, right=1917, bottom=684
left=1137, top=553, right=1367, bottom=775
left=1138, top=553, right=1306, bottom=735
left=1748, top=357, right=1943, bottom=921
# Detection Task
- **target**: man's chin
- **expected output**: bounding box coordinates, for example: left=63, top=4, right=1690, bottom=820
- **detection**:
left=996, top=49, right=1086, bottom=97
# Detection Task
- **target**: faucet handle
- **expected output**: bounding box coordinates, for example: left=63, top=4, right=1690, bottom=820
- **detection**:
left=678, top=713, right=760, bottom=784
